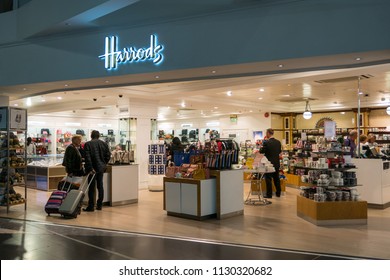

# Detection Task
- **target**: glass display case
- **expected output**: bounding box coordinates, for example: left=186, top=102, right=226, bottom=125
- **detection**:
left=26, top=154, right=66, bottom=191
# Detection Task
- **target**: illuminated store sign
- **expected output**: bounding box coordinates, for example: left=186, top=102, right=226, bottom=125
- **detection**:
left=99, top=34, right=164, bottom=70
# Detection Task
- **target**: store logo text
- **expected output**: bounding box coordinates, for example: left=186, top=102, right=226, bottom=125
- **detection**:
left=99, top=34, right=164, bottom=70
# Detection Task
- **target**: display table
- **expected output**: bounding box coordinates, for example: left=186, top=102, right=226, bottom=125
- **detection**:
left=107, top=164, right=139, bottom=206
left=209, top=169, right=244, bottom=219
left=163, top=177, right=217, bottom=220
left=27, top=164, right=139, bottom=206
left=296, top=195, right=368, bottom=226
left=352, top=158, right=390, bottom=209
left=164, top=169, right=244, bottom=220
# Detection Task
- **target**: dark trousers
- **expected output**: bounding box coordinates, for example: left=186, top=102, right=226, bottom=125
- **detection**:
left=87, top=172, right=104, bottom=208
left=265, top=171, right=281, bottom=197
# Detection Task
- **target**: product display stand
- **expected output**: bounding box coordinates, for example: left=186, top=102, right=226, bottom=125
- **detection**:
left=0, top=107, right=28, bottom=213
left=147, top=143, right=166, bottom=191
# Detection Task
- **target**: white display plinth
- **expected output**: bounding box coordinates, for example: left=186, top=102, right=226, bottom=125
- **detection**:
left=352, top=158, right=390, bottom=209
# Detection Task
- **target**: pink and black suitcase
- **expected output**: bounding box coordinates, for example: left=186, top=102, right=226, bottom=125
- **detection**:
left=44, top=190, right=68, bottom=216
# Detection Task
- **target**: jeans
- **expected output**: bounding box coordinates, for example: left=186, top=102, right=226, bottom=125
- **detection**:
left=87, top=172, right=104, bottom=208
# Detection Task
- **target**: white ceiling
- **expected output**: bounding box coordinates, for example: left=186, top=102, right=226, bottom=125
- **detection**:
left=3, top=56, right=390, bottom=121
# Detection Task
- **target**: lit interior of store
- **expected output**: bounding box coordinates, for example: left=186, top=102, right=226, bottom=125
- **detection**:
left=1, top=0, right=390, bottom=260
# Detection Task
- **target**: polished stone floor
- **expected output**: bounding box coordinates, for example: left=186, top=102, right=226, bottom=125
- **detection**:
left=0, top=218, right=369, bottom=260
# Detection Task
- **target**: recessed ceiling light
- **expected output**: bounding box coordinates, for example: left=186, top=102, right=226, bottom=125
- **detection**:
left=57, top=96, right=62, bottom=100
left=155, top=75, right=160, bottom=79
left=214, top=106, right=218, bottom=109
left=358, top=91, right=364, bottom=95
left=181, top=102, right=186, bottom=108
left=23, top=88, right=27, bottom=91
left=259, top=88, right=265, bottom=92
left=64, top=84, right=68, bottom=87
left=355, top=57, right=361, bottom=61
left=258, top=97, right=263, bottom=100
left=13, top=103, right=18, bottom=106
left=105, top=80, right=109, bottom=83
left=226, top=91, right=232, bottom=96
left=278, top=64, right=284, bottom=68
left=211, top=70, right=216, bottom=74
left=41, top=99, right=46, bottom=102
left=340, top=112, right=346, bottom=114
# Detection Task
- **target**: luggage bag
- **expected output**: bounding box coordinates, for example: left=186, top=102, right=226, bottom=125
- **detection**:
left=44, top=179, right=73, bottom=215
left=59, top=174, right=95, bottom=219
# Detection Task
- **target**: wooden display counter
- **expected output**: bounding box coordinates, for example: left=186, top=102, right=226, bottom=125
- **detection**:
left=106, top=164, right=139, bottom=206
left=296, top=195, right=367, bottom=226
left=164, top=169, right=244, bottom=220
left=27, top=164, right=139, bottom=206
left=163, top=177, right=217, bottom=220
left=210, top=169, right=244, bottom=219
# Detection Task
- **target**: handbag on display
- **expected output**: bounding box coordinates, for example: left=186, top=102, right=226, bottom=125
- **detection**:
left=166, top=163, right=180, bottom=178
left=192, top=164, right=206, bottom=180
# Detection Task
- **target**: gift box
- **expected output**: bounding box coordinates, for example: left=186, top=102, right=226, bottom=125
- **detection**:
left=155, top=155, right=163, bottom=164
left=158, top=165, right=165, bottom=175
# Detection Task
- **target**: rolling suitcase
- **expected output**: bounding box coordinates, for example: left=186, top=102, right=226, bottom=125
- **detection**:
left=44, top=179, right=72, bottom=216
left=59, top=174, right=95, bottom=219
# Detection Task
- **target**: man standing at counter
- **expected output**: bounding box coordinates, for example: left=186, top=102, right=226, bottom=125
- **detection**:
left=260, top=128, right=282, bottom=198
left=83, top=130, right=111, bottom=211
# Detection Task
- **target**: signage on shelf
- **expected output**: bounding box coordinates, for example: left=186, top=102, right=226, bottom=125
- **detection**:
left=99, top=34, right=164, bottom=70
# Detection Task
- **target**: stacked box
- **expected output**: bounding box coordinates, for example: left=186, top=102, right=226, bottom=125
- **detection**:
left=148, top=143, right=166, bottom=175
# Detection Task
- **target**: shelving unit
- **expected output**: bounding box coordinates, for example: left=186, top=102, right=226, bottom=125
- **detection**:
left=0, top=107, right=28, bottom=213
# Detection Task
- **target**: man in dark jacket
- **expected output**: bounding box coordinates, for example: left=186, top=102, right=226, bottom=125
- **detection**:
left=62, top=135, right=85, bottom=177
left=83, top=130, right=111, bottom=211
left=260, top=128, right=282, bottom=198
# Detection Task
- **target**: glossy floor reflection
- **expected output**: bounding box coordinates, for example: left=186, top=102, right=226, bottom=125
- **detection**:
left=0, top=218, right=369, bottom=260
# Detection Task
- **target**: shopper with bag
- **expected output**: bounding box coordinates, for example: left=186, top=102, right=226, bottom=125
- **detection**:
left=83, top=130, right=111, bottom=212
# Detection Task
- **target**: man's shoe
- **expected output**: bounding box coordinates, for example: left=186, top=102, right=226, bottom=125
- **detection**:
left=276, top=194, right=281, bottom=197
left=96, top=206, right=102, bottom=210
left=263, top=196, right=272, bottom=199
left=83, top=207, right=94, bottom=212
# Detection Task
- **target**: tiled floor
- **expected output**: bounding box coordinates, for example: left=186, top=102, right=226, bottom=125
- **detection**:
left=0, top=218, right=365, bottom=260
left=1, top=185, right=390, bottom=260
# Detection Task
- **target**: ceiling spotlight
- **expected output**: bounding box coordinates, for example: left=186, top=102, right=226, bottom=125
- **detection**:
left=303, top=99, right=312, bottom=120
left=387, top=107, right=390, bottom=116
left=355, top=57, right=361, bottom=61
left=226, top=91, right=232, bottom=96
left=259, top=88, right=265, bottom=92
left=181, top=102, right=186, bottom=108
left=211, top=70, right=216, bottom=74
left=278, top=64, right=284, bottom=68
